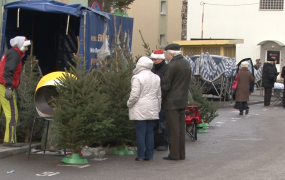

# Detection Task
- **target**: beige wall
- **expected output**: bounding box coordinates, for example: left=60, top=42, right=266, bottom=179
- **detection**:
left=127, top=1, right=160, bottom=58
left=167, top=0, right=182, bottom=45
left=127, top=0, right=182, bottom=58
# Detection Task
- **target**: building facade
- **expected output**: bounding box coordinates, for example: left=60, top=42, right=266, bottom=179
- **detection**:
left=126, top=0, right=183, bottom=58
left=187, top=0, right=285, bottom=78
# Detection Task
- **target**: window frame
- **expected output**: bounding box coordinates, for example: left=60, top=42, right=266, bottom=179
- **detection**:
left=259, top=0, right=284, bottom=11
left=161, top=1, right=167, bottom=15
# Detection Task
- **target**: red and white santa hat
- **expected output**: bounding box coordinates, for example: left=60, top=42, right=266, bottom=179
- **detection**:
left=150, top=49, right=165, bottom=59
left=22, top=38, right=31, bottom=47
left=10, top=36, right=31, bottom=52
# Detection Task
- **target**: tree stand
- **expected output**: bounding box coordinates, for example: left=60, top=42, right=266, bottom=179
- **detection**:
left=61, top=153, right=88, bottom=164
left=111, top=145, right=134, bottom=155
left=197, top=120, right=209, bottom=133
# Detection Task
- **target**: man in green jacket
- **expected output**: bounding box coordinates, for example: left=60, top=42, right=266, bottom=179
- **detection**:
left=161, top=44, right=191, bottom=160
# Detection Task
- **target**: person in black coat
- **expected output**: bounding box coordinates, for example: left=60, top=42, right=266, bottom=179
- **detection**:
left=161, top=44, right=191, bottom=160
left=151, top=49, right=168, bottom=151
left=262, top=60, right=278, bottom=107
left=281, top=66, right=285, bottom=108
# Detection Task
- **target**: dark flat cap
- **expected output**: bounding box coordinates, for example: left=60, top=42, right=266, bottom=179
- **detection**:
left=267, top=57, right=276, bottom=61
left=165, top=43, right=181, bottom=51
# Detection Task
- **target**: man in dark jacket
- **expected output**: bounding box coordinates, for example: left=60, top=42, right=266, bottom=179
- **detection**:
left=281, top=66, right=285, bottom=108
left=161, top=44, right=191, bottom=160
left=0, top=36, right=31, bottom=147
left=262, top=60, right=278, bottom=107
left=151, top=49, right=168, bottom=151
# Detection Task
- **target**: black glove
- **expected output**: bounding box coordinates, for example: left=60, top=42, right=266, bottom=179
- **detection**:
left=5, top=87, right=12, bottom=100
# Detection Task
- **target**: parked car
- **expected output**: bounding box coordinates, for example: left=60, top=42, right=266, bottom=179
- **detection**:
left=190, top=55, right=234, bottom=101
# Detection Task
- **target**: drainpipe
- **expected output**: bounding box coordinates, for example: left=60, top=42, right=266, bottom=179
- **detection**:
left=17, top=8, right=20, bottom=28
left=83, top=12, right=86, bottom=63
left=0, top=0, right=5, bottom=55
left=66, top=15, right=70, bottom=35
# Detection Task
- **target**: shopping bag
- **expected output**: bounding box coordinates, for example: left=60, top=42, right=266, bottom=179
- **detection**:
left=232, top=80, right=238, bottom=90
left=232, top=71, right=240, bottom=90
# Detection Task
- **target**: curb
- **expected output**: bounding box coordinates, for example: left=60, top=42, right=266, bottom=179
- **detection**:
left=0, top=143, right=40, bottom=159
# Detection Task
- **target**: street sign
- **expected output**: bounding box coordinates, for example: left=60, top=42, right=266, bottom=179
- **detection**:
left=91, top=2, right=100, bottom=11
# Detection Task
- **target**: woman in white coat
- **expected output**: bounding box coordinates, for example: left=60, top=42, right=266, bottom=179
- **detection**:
left=127, top=56, right=161, bottom=161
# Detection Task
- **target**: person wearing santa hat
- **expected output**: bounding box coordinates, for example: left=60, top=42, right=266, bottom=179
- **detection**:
left=150, top=49, right=169, bottom=151
left=0, top=36, right=31, bottom=147
left=161, top=43, right=191, bottom=160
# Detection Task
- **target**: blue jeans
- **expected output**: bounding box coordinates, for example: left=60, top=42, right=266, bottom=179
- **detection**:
left=159, top=106, right=169, bottom=147
left=134, top=120, right=156, bottom=160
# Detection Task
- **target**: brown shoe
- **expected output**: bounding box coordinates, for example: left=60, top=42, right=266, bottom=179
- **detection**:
left=264, top=105, right=274, bottom=108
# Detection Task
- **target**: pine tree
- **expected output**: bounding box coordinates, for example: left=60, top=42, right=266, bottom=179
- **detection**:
left=97, top=62, right=136, bottom=145
left=97, top=26, right=136, bottom=145
left=16, top=55, right=43, bottom=142
left=53, top=56, right=113, bottom=153
left=188, top=78, right=219, bottom=123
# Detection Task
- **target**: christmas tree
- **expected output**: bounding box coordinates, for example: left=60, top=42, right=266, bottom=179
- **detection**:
left=16, top=55, right=43, bottom=142
left=188, top=78, right=219, bottom=124
left=97, top=23, right=136, bottom=146
left=53, top=56, right=113, bottom=153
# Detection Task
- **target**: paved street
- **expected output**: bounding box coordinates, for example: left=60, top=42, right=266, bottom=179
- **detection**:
left=0, top=103, right=284, bottom=180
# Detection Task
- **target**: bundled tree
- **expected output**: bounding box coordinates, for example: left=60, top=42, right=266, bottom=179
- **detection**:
left=53, top=56, right=113, bottom=153
left=188, top=78, right=219, bottom=124
left=16, top=55, right=43, bottom=142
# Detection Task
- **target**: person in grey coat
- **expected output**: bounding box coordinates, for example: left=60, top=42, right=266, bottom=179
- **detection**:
left=161, top=44, right=191, bottom=160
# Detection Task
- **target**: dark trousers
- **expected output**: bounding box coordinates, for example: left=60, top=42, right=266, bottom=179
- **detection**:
left=165, top=109, right=185, bottom=160
left=264, top=87, right=272, bottom=106
left=283, top=89, right=285, bottom=108
left=158, top=106, right=169, bottom=147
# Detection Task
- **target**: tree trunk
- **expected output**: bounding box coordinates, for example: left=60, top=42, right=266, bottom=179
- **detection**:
left=25, top=133, right=29, bottom=143
left=181, top=0, right=188, bottom=40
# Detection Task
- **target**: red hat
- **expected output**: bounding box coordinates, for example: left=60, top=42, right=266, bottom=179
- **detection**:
left=150, top=49, right=165, bottom=59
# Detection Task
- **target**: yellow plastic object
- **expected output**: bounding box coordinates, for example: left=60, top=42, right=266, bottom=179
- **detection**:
left=34, top=71, right=74, bottom=118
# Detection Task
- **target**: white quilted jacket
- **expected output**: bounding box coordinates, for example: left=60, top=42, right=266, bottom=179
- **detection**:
left=127, top=57, right=161, bottom=120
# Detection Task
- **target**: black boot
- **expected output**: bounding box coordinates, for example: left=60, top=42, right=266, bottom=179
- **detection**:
left=3, top=142, right=23, bottom=147
left=245, top=109, right=249, bottom=115
left=156, top=146, right=168, bottom=151
left=239, top=111, right=243, bottom=115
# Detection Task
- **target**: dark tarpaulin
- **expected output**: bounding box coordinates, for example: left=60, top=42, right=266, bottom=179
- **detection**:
left=0, top=1, right=133, bottom=72
left=80, top=10, right=134, bottom=69
left=4, top=0, right=109, bottom=19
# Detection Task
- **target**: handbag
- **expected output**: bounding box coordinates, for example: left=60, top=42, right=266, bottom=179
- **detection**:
left=232, top=72, right=240, bottom=90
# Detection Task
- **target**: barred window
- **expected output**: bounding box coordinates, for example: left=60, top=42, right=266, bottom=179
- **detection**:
left=260, top=0, right=284, bottom=10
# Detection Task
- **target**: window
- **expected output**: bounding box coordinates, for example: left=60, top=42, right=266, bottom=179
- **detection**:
left=160, top=34, right=166, bottom=48
left=161, top=1, right=166, bottom=15
left=260, top=0, right=284, bottom=10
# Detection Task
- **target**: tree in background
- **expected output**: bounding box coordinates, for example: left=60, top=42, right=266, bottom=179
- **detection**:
left=53, top=56, right=113, bottom=153
left=181, top=0, right=188, bottom=40
left=88, top=0, right=135, bottom=12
